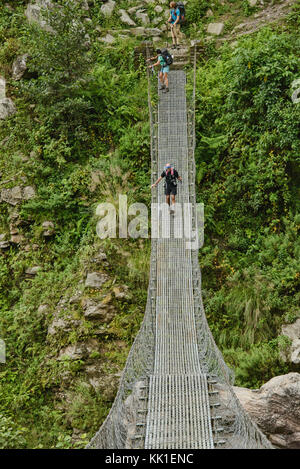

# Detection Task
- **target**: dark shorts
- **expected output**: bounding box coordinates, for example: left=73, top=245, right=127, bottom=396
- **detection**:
left=165, top=184, right=177, bottom=196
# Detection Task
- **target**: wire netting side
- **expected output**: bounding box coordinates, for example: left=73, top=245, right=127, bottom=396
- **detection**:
left=186, top=49, right=273, bottom=449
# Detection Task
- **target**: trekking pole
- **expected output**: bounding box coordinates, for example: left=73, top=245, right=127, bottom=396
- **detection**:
left=166, top=21, right=169, bottom=48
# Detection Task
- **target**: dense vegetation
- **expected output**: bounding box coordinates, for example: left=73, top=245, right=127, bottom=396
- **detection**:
left=0, top=0, right=299, bottom=449
left=193, top=16, right=300, bottom=386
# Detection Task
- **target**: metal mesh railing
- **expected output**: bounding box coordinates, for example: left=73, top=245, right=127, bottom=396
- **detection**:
left=87, top=47, right=273, bottom=450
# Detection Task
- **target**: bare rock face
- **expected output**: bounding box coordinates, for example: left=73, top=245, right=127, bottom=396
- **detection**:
left=234, top=373, right=300, bottom=448
left=85, top=363, right=121, bottom=399
left=0, top=77, right=6, bottom=99
left=42, top=220, right=55, bottom=237
left=82, top=297, right=115, bottom=322
left=100, top=0, right=115, bottom=17
left=25, top=0, right=53, bottom=31
left=12, top=54, right=29, bottom=80
left=119, top=9, right=136, bottom=27
left=47, top=297, right=82, bottom=337
left=207, top=22, right=224, bottom=35
left=0, top=98, right=16, bottom=120
left=0, top=185, right=35, bottom=205
left=135, top=9, right=150, bottom=25
left=282, top=318, right=300, bottom=364
left=85, top=271, right=108, bottom=289
left=0, top=234, right=10, bottom=249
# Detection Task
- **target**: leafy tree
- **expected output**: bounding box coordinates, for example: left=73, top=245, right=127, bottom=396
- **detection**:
left=23, top=0, right=96, bottom=157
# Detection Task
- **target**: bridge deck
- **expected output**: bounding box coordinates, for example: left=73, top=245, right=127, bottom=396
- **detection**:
left=144, top=70, right=214, bottom=449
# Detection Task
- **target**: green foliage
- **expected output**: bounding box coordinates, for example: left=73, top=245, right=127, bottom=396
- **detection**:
left=224, top=340, right=290, bottom=388
left=0, top=0, right=299, bottom=448
left=185, top=0, right=211, bottom=25
left=0, top=414, right=27, bottom=449
left=195, top=28, right=300, bottom=386
left=0, top=0, right=153, bottom=448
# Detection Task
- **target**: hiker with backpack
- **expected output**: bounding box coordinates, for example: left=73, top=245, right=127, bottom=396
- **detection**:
left=151, top=163, right=182, bottom=212
left=167, top=1, right=185, bottom=49
left=147, top=49, right=173, bottom=93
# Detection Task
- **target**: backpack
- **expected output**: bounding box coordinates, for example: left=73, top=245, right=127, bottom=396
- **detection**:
left=161, top=49, right=173, bottom=66
left=164, top=166, right=177, bottom=185
left=177, top=1, right=186, bottom=24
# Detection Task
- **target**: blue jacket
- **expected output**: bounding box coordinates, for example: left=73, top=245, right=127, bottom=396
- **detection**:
left=170, top=8, right=180, bottom=24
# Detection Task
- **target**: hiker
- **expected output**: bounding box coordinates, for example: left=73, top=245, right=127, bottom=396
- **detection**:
left=147, top=49, right=171, bottom=93
left=167, top=1, right=183, bottom=49
left=151, top=163, right=182, bottom=212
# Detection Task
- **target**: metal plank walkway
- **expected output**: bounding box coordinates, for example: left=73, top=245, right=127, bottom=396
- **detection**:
left=86, top=65, right=273, bottom=451
left=144, top=70, right=214, bottom=449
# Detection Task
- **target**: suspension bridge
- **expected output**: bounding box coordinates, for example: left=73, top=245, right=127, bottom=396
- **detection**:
left=87, top=44, right=273, bottom=450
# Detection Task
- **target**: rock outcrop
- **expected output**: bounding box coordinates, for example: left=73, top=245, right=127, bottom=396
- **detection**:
left=234, top=373, right=300, bottom=449
left=25, top=0, right=53, bottom=30
left=0, top=185, right=36, bottom=205
left=101, top=0, right=116, bottom=17
left=0, top=76, right=16, bottom=120
left=12, top=54, right=29, bottom=81
left=281, top=318, right=300, bottom=364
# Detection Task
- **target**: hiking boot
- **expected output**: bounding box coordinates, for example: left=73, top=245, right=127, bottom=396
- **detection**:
left=159, top=84, right=165, bottom=90
left=162, top=87, right=169, bottom=93
left=171, top=44, right=176, bottom=49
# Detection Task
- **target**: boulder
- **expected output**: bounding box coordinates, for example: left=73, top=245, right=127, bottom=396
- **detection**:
left=100, top=0, right=116, bottom=17
left=1, top=185, right=35, bottom=205
left=10, top=234, right=25, bottom=244
left=0, top=241, right=10, bottom=249
left=25, top=265, right=42, bottom=276
left=82, top=297, right=115, bottom=322
left=0, top=77, right=6, bottom=99
left=58, top=344, right=85, bottom=360
left=1, top=186, right=23, bottom=205
left=128, top=4, right=144, bottom=14
left=234, top=373, right=300, bottom=449
left=42, top=220, right=55, bottom=237
left=48, top=316, right=81, bottom=336
left=23, top=185, right=36, bottom=200
left=25, top=0, right=53, bottom=30
left=282, top=318, right=300, bottom=364
left=135, top=10, right=150, bottom=25
left=207, top=22, right=224, bottom=35
left=99, top=33, right=115, bottom=44
left=145, top=27, right=163, bottom=36
left=12, top=54, right=29, bottom=81
left=85, top=271, right=108, bottom=289
left=113, top=286, right=127, bottom=299
left=0, top=235, right=9, bottom=250
left=0, top=98, right=16, bottom=120
left=119, top=9, right=136, bottom=27
left=58, top=339, right=99, bottom=361
left=131, top=27, right=146, bottom=37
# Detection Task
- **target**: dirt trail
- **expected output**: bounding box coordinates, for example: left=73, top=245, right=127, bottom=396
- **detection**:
left=222, top=0, right=296, bottom=40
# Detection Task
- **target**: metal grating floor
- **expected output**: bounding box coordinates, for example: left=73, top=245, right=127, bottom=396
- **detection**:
left=145, top=71, right=214, bottom=449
